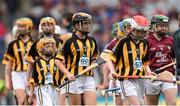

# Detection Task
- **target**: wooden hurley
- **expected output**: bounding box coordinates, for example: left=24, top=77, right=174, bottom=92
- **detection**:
left=109, top=61, right=178, bottom=83
left=56, top=57, right=106, bottom=91
left=155, top=61, right=176, bottom=73
left=114, top=71, right=180, bottom=84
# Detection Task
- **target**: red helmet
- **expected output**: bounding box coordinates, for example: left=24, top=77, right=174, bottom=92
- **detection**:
left=131, top=15, right=149, bottom=31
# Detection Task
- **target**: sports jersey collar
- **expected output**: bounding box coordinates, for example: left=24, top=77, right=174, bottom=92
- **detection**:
left=128, top=34, right=143, bottom=44
left=17, top=35, right=32, bottom=44
left=73, top=32, right=88, bottom=41
left=39, top=55, right=54, bottom=62
left=149, top=33, right=167, bottom=41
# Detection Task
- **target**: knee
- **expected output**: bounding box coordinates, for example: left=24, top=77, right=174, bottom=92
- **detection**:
left=128, top=99, right=140, bottom=105
left=166, top=100, right=176, bottom=105
left=17, top=96, right=26, bottom=105
left=18, top=100, right=25, bottom=105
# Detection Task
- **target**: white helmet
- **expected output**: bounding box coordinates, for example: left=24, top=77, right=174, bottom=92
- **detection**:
left=12, top=25, right=18, bottom=36
left=54, top=25, right=61, bottom=34
left=130, top=15, right=149, bottom=31
left=122, top=18, right=134, bottom=28
left=39, top=25, right=42, bottom=33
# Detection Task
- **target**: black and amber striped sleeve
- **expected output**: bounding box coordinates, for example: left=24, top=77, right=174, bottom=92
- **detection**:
left=6, top=41, right=15, bottom=61
left=2, top=52, right=9, bottom=64
left=63, top=39, right=71, bottom=58
left=54, top=52, right=65, bottom=61
left=25, top=40, right=39, bottom=63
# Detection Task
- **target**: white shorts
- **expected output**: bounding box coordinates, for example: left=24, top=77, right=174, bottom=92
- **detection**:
left=108, top=79, right=121, bottom=95
left=11, top=71, right=27, bottom=90
left=145, top=76, right=177, bottom=95
left=35, top=85, right=59, bottom=105
left=61, top=75, right=96, bottom=94
left=120, top=79, right=145, bottom=103
left=58, top=85, right=68, bottom=95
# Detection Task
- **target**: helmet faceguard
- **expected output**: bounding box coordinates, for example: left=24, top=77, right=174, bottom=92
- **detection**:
left=37, top=37, right=57, bottom=58
left=39, top=25, right=61, bottom=35
left=151, top=14, right=169, bottom=36
left=122, top=18, right=133, bottom=36
left=72, top=12, right=93, bottom=35
left=40, top=17, right=56, bottom=35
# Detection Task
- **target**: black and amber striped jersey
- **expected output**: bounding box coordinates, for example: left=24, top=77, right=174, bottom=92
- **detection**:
left=109, top=34, right=149, bottom=76
left=63, top=33, right=98, bottom=76
left=25, top=35, right=63, bottom=63
left=31, top=57, right=64, bottom=86
left=2, top=52, right=10, bottom=65
left=5, top=37, right=32, bottom=71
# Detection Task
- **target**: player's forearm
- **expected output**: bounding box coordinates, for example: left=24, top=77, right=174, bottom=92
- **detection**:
left=106, top=58, right=115, bottom=73
left=5, top=61, right=13, bottom=83
left=55, top=59, right=69, bottom=75
left=5, top=65, right=12, bottom=84
left=144, top=65, right=152, bottom=75
left=27, top=63, right=34, bottom=82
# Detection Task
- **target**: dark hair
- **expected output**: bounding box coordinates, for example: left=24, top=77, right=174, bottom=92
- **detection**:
left=62, top=12, right=73, bottom=23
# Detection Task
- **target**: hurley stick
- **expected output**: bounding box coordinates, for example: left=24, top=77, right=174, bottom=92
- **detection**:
left=56, top=57, right=106, bottom=91
left=155, top=61, right=176, bottom=73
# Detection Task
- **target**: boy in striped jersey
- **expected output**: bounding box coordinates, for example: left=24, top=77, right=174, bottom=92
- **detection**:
left=98, top=19, right=133, bottom=105
left=105, top=15, right=155, bottom=105
left=28, top=37, right=75, bottom=105
left=4, top=17, right=33, bottom=105
left=62, top=12, right=98, bottom=105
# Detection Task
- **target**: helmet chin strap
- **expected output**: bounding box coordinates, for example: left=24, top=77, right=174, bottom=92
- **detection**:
left=41, top=48, right=56, bottom=59
left=44, top=54, right=53, bottom=58
left=131, top=33, right=144, bottom=42
left=80, top=30, right=89, bottom=35
left=44, top=32, right=53, bottom=36
left=18, top=33, right=26, bottom=37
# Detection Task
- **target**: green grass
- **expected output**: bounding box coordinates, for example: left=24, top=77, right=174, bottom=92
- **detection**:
left=96, top=95, right=180, bottom=105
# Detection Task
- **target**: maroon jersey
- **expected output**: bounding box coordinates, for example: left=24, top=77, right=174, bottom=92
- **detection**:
left=146, top=33, right=175, bottom=74
left=106, top=38, right=119, bottom=50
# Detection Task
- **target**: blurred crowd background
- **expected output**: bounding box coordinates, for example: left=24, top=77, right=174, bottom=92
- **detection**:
left=0, top=0, right=180, bottom=104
